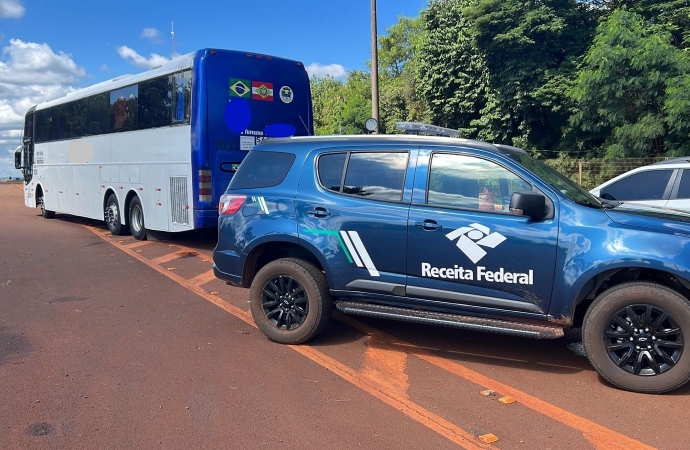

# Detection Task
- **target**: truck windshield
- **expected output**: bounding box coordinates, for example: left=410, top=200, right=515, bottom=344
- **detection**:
left=506, top=152, right=602, bottom=209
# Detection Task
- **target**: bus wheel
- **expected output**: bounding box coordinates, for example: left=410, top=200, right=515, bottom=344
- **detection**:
left=38, top=193, right=55, bottom=219
left=129, top=196, right=147, bottom=241
left=105, top=194, right=128, bottom=235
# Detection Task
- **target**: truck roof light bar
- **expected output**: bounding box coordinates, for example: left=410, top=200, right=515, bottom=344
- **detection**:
left=395, top=122, right=460, bottom=138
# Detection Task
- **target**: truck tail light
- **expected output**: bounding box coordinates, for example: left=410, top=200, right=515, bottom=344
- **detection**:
left=219, top=194, right=246, bottom=216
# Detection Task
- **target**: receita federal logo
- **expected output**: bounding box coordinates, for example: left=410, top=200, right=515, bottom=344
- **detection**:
left=445, top=223, right=506, bottom=264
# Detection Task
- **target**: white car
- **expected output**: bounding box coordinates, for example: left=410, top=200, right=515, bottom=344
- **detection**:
left=589, top=157, right=690, bottom=211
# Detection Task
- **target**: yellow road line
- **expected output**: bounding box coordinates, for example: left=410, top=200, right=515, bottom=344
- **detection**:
left=84, top=225, right=493, bottom=450
left=187, top=270, right=217, bottom=287
left=336, top=313, right=655, bottom=450
left=86, top=224, right=656, bottom=450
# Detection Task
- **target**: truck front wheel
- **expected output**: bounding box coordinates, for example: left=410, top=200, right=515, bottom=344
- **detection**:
left=583, top=282, right=690, bottom=393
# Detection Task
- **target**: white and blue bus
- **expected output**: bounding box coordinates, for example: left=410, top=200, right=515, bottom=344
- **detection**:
left=14, top=48, right=313, bottom=239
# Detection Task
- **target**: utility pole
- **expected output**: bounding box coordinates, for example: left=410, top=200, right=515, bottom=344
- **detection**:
left=370, top=0, right=380, bottom=133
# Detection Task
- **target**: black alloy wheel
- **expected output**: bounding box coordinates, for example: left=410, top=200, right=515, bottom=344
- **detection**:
left=604, top=304, right=683, bottom=376
left=261, top=275, right=309, bottom=331
left=583, top=281, right=690, bottom=393
left=249, top=258, right=332, bottom=344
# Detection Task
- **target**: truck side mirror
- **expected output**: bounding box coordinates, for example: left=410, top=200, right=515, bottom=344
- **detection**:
left=509, top=191, right=547, bottom=219
left=14, top=146, right=22, bottom=170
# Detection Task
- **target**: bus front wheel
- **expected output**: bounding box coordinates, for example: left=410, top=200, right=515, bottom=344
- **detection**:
left=38, top=192, right=55, bottom=219
left=105, top=194, right=128, bottom=236
left=129, top=196, right=147, bottom=241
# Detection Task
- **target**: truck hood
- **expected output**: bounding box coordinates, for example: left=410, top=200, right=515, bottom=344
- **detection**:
left=605, top=202, right=690, bottom=236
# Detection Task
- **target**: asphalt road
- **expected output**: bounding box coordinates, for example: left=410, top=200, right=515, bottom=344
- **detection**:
left=1, top=182, right=688, bottom=449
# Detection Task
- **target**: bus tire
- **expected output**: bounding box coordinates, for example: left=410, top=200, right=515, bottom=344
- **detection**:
left=38, top=193, right=55, bottom=219
left=129, top=196, right=147, bottom=241
left=104, top=193, right=128, bottom=235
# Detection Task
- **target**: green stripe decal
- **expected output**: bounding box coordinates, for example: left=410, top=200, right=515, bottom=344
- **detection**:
left=303, top=229, right=354, bottom=263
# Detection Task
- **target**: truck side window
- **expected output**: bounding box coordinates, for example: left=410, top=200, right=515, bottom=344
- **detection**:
left=427, top=153, right=531, bottom=212
left=318, top=151, right=408, bottom=202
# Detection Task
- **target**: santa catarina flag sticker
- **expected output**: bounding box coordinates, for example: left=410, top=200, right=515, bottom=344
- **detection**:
left=252, top=81, right=274, bottom=101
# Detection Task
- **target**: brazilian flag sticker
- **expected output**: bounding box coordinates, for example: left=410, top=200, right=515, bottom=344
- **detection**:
left=229, top=78, right=251, bottom=98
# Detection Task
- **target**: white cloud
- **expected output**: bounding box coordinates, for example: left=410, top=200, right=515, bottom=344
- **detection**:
left=0, top=39, right=85, bottom=85
left=0, top=0, right=24, bottom=19
left=117, top=46, right=169, bottom=69
left=305, top=63, right=347, bottom=79
left=141, top=28, right=162, bottom=42
left=0, top=39, right=85, bottom=177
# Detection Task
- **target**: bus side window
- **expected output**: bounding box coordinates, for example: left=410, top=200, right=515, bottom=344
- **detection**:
left=110, top=85, right=139, bottom=133
left=172, top=70, right=191, bottom=125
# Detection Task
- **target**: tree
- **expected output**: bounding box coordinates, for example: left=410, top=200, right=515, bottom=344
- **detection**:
left=309, top=71, right=372, bottom=135
left=465, top=0, right=598, bottom=150
left=416, top=0, right=492, bottom=137
left=377, top=15, right=429, bottom=133
left=569, top=9, right=683, bottom=158
left=310, top=75, right=346, bottom=135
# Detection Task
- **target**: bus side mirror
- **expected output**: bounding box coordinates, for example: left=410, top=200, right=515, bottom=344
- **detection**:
left=509, top=190, right=547, bottom=219
left=14, top=146, right=22, bottom=169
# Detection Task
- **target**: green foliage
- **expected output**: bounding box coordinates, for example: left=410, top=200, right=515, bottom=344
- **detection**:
left=378, top=15, right=430, bottom=133
left=309, top=71, right=372, bottom=135
left=465, top=0, right=597, bottom=150
left=310, top=75, right=345, bottom=135
left=568, top=9, right=685, bottom=158
left=309, top=1, right=690, bottom=161
left=416, top=0, right=491, bottom=135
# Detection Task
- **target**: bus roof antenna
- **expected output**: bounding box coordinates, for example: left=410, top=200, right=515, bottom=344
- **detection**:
left=171, top=21, right=175, bottom=58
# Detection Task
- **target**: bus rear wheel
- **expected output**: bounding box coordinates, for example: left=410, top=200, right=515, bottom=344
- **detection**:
left=105, top=194, right=128, bottom=235
left=129, top=196, right=147, bottom=240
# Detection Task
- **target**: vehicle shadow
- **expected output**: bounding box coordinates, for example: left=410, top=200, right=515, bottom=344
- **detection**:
left=0, top=325, right=32, bottom=368
left=326, top=314, right=594, bottom=374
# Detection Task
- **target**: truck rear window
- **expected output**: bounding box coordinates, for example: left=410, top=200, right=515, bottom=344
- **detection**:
left=229, top=151, right=296, bottom=189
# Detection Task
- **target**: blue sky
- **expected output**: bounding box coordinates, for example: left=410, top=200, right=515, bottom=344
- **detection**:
left=0, top=0, right=428, bottom=178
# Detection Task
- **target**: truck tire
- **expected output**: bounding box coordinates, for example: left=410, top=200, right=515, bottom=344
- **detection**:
left=249, top=258, right=332, bottom=344
left=583, top=281, right=690, bottom=393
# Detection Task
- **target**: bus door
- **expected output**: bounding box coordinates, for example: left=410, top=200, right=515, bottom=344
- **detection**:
left=204, top=50, right=313, bottom=208
left=21, top=111, right=35, bottom=183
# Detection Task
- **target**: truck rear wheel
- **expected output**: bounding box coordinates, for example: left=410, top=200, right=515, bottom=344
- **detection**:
left=249, top=258, right=332, bottom=344
left=583, top=282, right=690, bottom=393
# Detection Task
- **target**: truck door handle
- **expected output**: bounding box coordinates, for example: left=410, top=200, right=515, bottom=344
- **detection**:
left=415, top=220, right=442, bottom=230
left=308, top=207, right=331, bottom=218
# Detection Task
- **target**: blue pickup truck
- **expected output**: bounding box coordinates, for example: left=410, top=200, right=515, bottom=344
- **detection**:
left=213, top=127, right=690, bottom=394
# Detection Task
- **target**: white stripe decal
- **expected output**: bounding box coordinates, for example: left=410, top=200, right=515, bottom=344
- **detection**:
left=340, top=231, right=364, bottom=268
left=348, top=231, right=379, bottom=277
left=258, top=197, right=269, bottom=214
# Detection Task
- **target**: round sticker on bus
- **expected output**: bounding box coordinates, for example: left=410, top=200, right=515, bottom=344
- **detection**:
left=280, top=86, right=294, bottom=104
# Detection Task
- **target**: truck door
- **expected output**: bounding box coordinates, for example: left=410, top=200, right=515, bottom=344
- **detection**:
left=296, top=149, right=414, bottom=294
left=406, top=149, right=559, bottom=315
